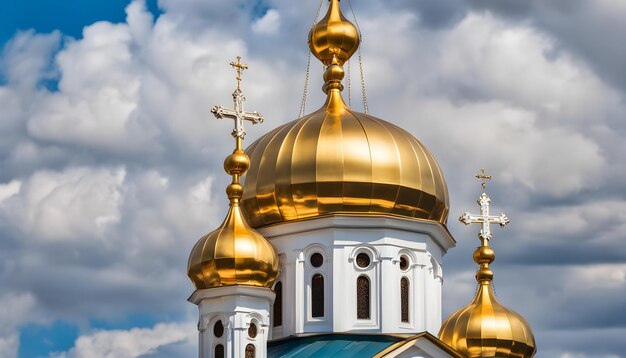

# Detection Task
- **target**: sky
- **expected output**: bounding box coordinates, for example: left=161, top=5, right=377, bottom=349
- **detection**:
left=0, top=0, right=625, bottom=357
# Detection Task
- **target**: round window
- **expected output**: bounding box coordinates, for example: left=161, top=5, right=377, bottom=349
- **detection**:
left=399, top=256, right=409, bottom=271
left=356, top=253, right=371, bottom=268
left=310, top=253, right=324, bottom=268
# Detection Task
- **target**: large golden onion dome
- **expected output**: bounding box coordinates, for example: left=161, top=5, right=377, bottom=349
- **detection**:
left=241, top=0, right=449, bottom=228
left=188, top=70, right=279, bottom=289
left=439, top=188, right=536, bottom=357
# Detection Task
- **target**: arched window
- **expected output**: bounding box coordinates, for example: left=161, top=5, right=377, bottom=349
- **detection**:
left=357, top=276, right=370, bottom=319
left=245, top=344, right=255, bottom=358
left=248, top=323, right=257, bottom=338
left=215, top=344, right=224, bottom=358
left=311, top=274, right=324, bottom=318
left=273, top=281, right=283, bottom=327
left=213, top=320, right=224, bottom=338
left=401, top=277, right=409, bottom=323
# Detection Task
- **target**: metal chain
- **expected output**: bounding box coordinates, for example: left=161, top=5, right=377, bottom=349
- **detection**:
left=348, top=0, right=369, bottom=114
left=298, top=53, right=312, bottom=118
left=357, top=47, right=368, bottom=114
left=298, top=0, right=325, bottom=118
left=347, top=59, right=352, bottom=108
left=491, top=281, right=498, bottom=298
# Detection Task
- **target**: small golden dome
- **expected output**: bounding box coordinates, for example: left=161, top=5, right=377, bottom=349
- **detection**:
left=187, top=197, right=279, bottom=289
left=439, top=202, right=536, bottom=357
left=438, top=282, right=537, bottom=357
left=309, top=0, right=360, bottom=66
left=241, top=0, right=449, bottom=228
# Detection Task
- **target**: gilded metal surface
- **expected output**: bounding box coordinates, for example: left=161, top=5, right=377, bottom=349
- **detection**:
left=438, top=174, right=536, bottom=357
left=188, top=57, right=279, bottom=290
left=241, top=90, right=449, bottom=227
left=242, top=0, right=449, bottom=227
left=309, top=0, right=360, bottom=67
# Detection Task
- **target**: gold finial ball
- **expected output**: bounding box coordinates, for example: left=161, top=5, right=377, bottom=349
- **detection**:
left=224, top=149, right=250, bottom=176
left=323, top=62, right=345, bottom=82
left=473, top=246, right=495, bottom=264
left=226, top=183, right=244, bottom=199
left=309, top=0, right=360, bottom=66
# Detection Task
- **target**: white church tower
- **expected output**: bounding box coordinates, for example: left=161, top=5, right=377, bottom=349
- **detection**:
left=187, top=57, right=279, bottom=358
left=239, top=0, right=455, bottom=340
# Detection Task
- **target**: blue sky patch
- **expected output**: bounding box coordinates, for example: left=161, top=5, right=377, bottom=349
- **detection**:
left=0, top=0, right=161, bottom=47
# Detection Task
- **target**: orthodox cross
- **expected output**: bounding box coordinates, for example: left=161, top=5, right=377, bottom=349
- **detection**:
left=459, top=169, right=509, bottom=242
left=211, top=56, right=264, bottom=140
left=475, top=168, right=492, bottom=190
left=230, top=56, right=248, bottom=91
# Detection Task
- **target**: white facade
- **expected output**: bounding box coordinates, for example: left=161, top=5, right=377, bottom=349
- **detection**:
left=189, top=286, right=275, bottom=358
left=259, top=215, right=455, bottom=339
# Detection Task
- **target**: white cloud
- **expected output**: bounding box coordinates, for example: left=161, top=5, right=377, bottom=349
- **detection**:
left=0, top=292, right=37, bottom=358
left=252, top=10, right=281, bottom=35
left=51, top=322, right=196, bottom=358
left=0, top=30, right=60, bottom=89
left=0, top=167, right=125, bottom=242
left=0, top=180, right=21, bottom=203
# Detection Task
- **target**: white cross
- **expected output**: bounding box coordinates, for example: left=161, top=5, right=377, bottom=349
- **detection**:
left=460, top=193, right=509, bottom=240
left=211, top=56, right=264, bottom=139
left=459, top=170, right=509, bottom=240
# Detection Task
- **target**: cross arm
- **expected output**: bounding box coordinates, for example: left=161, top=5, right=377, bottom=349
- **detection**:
left=211, top=106, right=237, bottom=120
left=242, top=111, right=264, bottom=124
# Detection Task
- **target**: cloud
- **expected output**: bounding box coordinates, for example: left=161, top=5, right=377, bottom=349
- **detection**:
left=0, top=167, right=125, bottom=242
left=252, top=9, right=281, bottom=35
left=0, top=292, right=37, bottom=358
left=0, top=0, right=624, bottom=356
left=51, top=322, right=196, bottom=358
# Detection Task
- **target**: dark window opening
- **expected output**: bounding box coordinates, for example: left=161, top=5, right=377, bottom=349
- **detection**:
left=245, top=344, right=255, bottom=358
left=310, top=253, right=324, bottom=268
left=400, top=256, right=409, bottom=271
left=357, top=275, right=370, bottom=319
left=213, top=320, right=224, bottom=338
left=401, top=277, right=409, bottom=323
left=273, top=281, right=283, bottom=327
left=215, top=344, right=224, bottom=358
left=356, top=253, right=371, bottom=268
left=312, top=274, right=325, bottom=318
left=248, top=322, right=257, bottom=338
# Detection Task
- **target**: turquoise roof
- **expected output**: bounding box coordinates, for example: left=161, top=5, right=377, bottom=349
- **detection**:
left=268, top=334, right=402, bottom=357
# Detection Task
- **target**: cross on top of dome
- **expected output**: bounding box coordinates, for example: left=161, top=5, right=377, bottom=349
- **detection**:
left=211, top=55, right=264, bottom=140
left=459, top=170, right=509, bottom=242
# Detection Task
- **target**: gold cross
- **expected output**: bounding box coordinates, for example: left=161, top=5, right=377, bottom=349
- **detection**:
left=230, top=56, right=248, bottom=90
left=475, top=168, right=492, bottom=190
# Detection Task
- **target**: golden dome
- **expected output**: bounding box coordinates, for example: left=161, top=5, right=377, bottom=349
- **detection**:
left=439, top=220, right=536, bottom=357
left=187, top=191, right=279, bottom=289
left=438, top=282, right=537, bottom=357
left=188, top=66, right=279, bottom=289
left=241, top=0, right=449, bottom=228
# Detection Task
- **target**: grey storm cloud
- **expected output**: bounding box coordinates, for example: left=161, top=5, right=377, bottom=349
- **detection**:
left=0, top=0, right=625, bottom=356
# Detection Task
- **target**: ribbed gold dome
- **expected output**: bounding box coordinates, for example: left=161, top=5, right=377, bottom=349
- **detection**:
left=187, top=197, right=279, bottom=289
left=439, top=282, right=537, bottom=357
left=241, top=92, right=449, bottom=227
left=241, top=0, right=449, bottom=228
